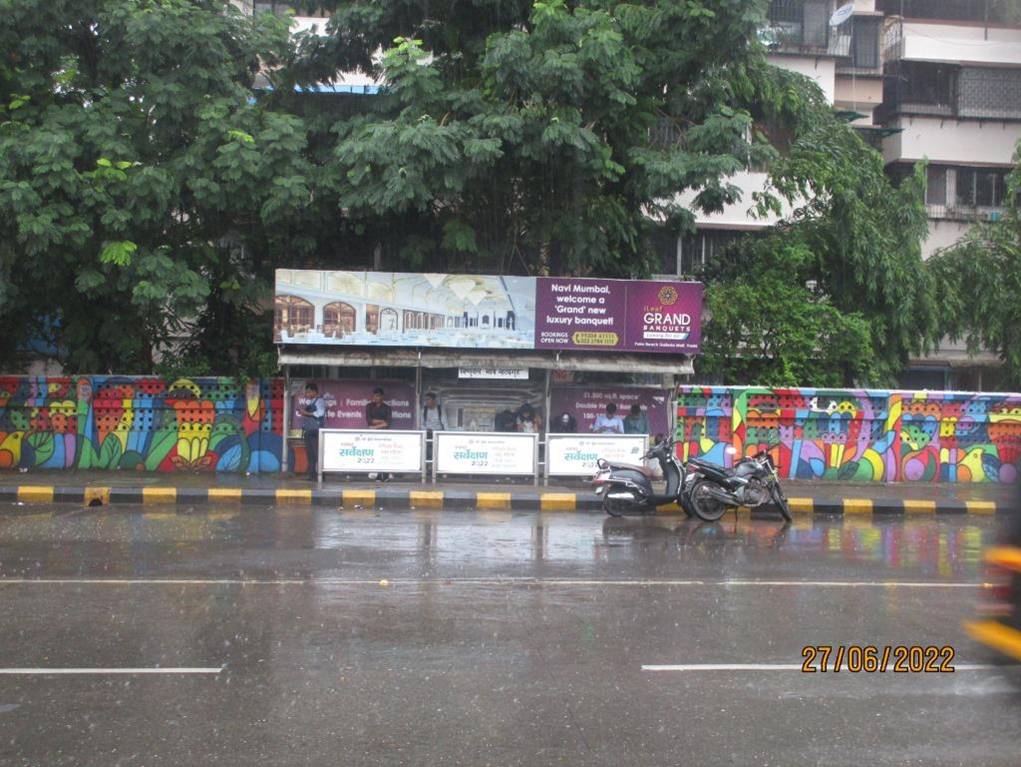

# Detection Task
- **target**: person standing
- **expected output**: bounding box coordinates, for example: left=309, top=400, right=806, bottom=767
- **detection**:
left=550, top=411, right=577, bottom=433
left=366, top=387, right=393, bottom=481
left=624, top=403, right=650, bottom=435
left=422, top=392, right=445, bottom=464
left=422, top=392, right=445, bottom=434
left=299, top=383, right=326, bottom=481
left=515, top=403, right=543, bottom=433
left=590, top=403, right=624, bottom=434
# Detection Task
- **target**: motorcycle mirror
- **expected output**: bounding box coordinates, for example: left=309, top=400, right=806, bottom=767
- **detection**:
left=596, top=458, right=609, bottom=470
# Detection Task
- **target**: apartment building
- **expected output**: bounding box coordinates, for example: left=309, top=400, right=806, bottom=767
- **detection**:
left=673, top=0, right=1021, bottom=389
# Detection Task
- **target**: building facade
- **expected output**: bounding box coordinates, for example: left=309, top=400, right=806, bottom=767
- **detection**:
left=673, top=0, right=1021, bottom=389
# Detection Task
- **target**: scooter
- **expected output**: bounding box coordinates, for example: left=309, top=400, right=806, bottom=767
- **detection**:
left=685, top=449, right=793, bottom=522
left=591, top=439, right=700, bottom=519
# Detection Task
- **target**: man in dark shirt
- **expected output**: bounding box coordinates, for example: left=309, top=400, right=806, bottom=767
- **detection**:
left=366, top=387, right=392, bottom=429
left=366, top=387, right=392, bottom=481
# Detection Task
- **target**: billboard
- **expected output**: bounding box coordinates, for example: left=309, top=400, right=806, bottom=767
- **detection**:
left=275, top=270, right=701, bottom=354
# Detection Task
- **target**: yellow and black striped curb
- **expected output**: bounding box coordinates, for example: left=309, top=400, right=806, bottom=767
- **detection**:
left=0, top=484, right=1008, bottom=515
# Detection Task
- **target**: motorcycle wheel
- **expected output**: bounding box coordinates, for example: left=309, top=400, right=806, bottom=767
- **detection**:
left=770, top=483, right=793, bottom=522
left=602, top=490, right=639, bottom=517
left=688, top=479, right=728, bottom=522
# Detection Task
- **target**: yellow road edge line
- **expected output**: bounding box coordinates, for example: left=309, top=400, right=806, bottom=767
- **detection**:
left=904, top=499, right=936, bottom=514
left=207, top=488, right=243, bottom=502
left=476, top=492, right=512, bottom=510
left=141, top=487, right=177, bottom=504
left=842, top=499, right=873, bottom=514
left=343, top=489, right=377, bottom=507
left=964, top=619, right=1021, bottom=662
left=17, top=486, right=54, bottom=503
left=984, top=546, right=1021, bottom=572
left=540, top=493, right=576, bottom=512
left=410, top=490, right=444, bottom=509
left=83, top=487, right=110, bottom=506
left=966, top=500, right=997, bottom=515
left=655, top=501, right=683, bottom=514
left=788, top=497, right=813, bottom=514
left=275, top=488, right=312, bottom=505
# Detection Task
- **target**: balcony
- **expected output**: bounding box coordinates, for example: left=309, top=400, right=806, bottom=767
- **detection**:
left=876, top=62, right=1021, bottom=122
left=877, top=0, right=1020, bottom=25
left=764, top=0, right=851, bottom=56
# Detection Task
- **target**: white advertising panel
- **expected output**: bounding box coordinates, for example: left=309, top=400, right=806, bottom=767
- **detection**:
left=434, top=432, right=537, bottom=476
left=320, top=430, right=424, bottom=474
left=546, top=434, right=648, bottom=477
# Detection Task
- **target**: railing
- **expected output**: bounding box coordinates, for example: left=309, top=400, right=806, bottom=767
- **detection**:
left=878, top=0, right=1020, bottom=26
left=925, top=204, right=1005, bottom=222
left=877, top=64, right=1021, bottom=122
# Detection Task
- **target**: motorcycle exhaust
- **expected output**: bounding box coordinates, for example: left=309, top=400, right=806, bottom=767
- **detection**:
left=705, top=485, right=739, bottom=505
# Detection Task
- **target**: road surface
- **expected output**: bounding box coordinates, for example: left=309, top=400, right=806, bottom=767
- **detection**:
left=0, top=505, right=1018, bottom=766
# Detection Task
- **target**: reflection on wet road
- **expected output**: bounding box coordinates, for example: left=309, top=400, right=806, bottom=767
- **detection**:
left=0, top=507, right=1018, bottom=766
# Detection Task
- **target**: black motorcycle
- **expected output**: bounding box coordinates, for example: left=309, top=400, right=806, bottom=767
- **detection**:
left=685, top=450, right=793, bottom=522
left=592, top=439, right=699, bottom=519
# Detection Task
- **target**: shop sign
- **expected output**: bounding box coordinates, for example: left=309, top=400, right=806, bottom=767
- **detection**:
left=275, top=270, right=701, bottom=354
left=546, top=434, right=648, bottom=477
left=320, top=430, right=424, bottom=474
left=434, top=432, right=537, bottom=475
left=457, top=368, right=530, bottom=380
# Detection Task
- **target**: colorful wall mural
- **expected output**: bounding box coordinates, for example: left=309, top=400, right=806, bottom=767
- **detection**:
left=677, top=387, right=1021, bottom=483
left=0, top=377, right=283, bottom=473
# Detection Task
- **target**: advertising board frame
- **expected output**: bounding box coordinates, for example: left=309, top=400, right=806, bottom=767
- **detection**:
left=432, top=431, right=539, bottom=484
left=318, top=429, right=427, bottom=483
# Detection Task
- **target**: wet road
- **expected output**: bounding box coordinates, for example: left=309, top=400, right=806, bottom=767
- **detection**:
left=0, top=506, right=1019, bottom=766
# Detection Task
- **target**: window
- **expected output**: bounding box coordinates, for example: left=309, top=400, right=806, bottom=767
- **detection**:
left=254, top=1, right=330, bottom=17
left=849, top=16, right=881, bottom=69
left=955, top=168, right=1008, bottom=208
left=679, top=231, right=743, bottom=276
left=766, top=0, right=830, bottom=49
left=925, top=166, right=947, bottom=207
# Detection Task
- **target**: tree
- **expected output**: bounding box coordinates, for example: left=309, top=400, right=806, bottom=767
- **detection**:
left=285, top=0, right=785, bottom=276
left=928, top=143, right=1021, bottom=388
left=698, top=106, right=937, bottom=387
left=0, top=0, right=308, bottom=375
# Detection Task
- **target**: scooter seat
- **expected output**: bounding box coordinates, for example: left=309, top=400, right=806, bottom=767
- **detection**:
left=605, top=461, right=654, bottom=478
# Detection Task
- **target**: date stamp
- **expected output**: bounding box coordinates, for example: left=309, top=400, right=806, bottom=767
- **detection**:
left=801, top=645, right=955, bottom=673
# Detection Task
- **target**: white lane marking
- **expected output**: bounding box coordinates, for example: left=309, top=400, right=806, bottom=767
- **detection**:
left=0, top=578, right=988, bottom=588
left=0, top=667, right=223, bottom=675
left=642, top=663, right=1002, bottom=672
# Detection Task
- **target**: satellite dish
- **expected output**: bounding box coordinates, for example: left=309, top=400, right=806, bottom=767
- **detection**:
left=829, top=2, right=854, bottom=26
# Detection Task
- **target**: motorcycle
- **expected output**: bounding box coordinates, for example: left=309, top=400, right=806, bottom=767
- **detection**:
left=684, top=449, right=793, bottom=522
left=591, top=439, right=700, bottom=519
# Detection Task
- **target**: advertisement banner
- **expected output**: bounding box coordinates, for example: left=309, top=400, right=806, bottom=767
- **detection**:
left=549, top=387, right=671, bottom=440
left=275, top=270, right=701, bottom=354
left=320, top=430, right=424, bottom=474
left=294, top=381, right=415, bottom=434
left=546, top=434, right=648, bottom=477
left=434, top=432, right=537, bottom=476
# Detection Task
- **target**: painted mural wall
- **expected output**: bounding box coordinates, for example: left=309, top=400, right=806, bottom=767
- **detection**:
left=0, top=377, right=283, bottom=473
left=677, top=387, right=1021, bottom=483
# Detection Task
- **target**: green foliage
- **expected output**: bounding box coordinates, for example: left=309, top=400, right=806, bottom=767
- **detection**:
left=699, top=106, right=936, bottom=387
left=928, top=143, right=1021, bottom=388
left=306, top=0, right=780, bottom=275
left=0, top=0, right=296, bottom=375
